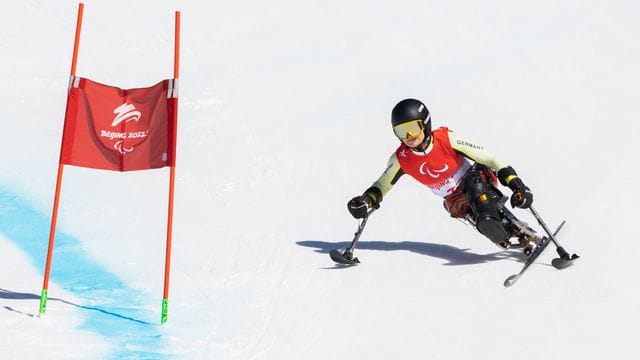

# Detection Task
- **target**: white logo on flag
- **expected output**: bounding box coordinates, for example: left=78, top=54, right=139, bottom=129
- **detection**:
left=113, top=140, right=134, bottom=154
left=112, top=103, right=142, bottom=126
left=102, top=103, right=146, bottom=154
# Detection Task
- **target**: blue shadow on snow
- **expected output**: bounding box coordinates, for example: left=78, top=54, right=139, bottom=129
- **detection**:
left=0, top=186, right=171, bottom=360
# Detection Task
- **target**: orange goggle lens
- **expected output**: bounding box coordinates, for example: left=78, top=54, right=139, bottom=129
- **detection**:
left=393, top=120, right=424, bottom=140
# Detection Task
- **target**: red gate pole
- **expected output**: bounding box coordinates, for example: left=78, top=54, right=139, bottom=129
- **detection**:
left=161, top=10, right=180, bottom=324
left=39, top=2, right=85, bottom=316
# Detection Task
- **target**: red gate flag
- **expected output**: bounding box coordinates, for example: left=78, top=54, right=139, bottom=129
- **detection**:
left=60, top=77, right=178, bottom=171
left=40, top=4, right=182, bottom=323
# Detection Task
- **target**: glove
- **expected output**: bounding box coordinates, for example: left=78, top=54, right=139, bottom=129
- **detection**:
left=507, top=177, right=533, bottom=209
left=347, top=195, right=374, bottom=219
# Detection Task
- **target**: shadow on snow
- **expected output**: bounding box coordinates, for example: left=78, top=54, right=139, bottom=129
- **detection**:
left=297, top=239, right=524, bottom=266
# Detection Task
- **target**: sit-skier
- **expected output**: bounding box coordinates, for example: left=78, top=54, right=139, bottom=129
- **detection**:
left=347, top=98, right=537, bottom=256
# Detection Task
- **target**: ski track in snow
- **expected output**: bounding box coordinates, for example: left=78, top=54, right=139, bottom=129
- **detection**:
left=0, top=186, right=170, bottom=359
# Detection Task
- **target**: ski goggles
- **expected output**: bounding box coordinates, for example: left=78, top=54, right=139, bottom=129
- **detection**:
left=393, top=119, right=425, bottom=140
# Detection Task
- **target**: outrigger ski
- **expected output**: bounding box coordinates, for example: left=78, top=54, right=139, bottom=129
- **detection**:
left=330, top=249, right=360, bottom=265
left=551, top=256, right=577, bottom=270
left=330, top=209, right=374, bottom=266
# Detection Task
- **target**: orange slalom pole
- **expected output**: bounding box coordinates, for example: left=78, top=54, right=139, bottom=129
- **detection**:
left=39, top=2, right=84, bottom=316
left=173, top=11, right=180, bottom=79
left=69, top=3, right=84, bottom=76
left=161, top=10, right=180, bottom=324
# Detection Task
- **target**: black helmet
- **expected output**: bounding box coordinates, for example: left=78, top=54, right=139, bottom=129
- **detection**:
left=391, top=98, right=431, bottom=137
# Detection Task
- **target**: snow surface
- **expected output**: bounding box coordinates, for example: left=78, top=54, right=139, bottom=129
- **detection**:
left=1, top=0, right=639, bottom=359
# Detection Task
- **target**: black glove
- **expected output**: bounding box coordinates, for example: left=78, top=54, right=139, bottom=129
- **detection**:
left=347, top=195, right=374, bottom=219
left=507, top=177, right=533, bottom=209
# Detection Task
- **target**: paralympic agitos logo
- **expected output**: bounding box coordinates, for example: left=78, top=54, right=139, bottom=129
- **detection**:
left=98, top=102, right=149, bottom=155
left=419, top=162, right=449, bottom=178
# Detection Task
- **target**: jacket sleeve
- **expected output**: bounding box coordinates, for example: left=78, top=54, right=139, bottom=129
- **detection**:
left=364, top=152, right=404, bottom=205
left=448, top=131, right=508, bottom=171
left=449, top=131, right=527, bottom=187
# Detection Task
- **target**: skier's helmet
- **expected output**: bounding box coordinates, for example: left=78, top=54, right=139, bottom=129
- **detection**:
left=391, top=98, right=431, bottom=140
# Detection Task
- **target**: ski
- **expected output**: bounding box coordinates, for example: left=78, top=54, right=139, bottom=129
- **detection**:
left=503, top=220, right=566, bottom=287
left=329, top=249, right=360, bottom=265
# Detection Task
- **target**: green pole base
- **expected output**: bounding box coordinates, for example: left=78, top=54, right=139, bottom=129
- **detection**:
left=39, top=289, right=48, bottom=315
left=161, top=298, right=169, bottom=324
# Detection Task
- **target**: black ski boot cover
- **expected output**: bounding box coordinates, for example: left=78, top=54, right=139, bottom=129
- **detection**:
left=476, top=214, right=510, bottom=245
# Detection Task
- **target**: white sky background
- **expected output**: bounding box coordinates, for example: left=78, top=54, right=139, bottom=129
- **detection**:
left=1, top=0, right=639, bottom=359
